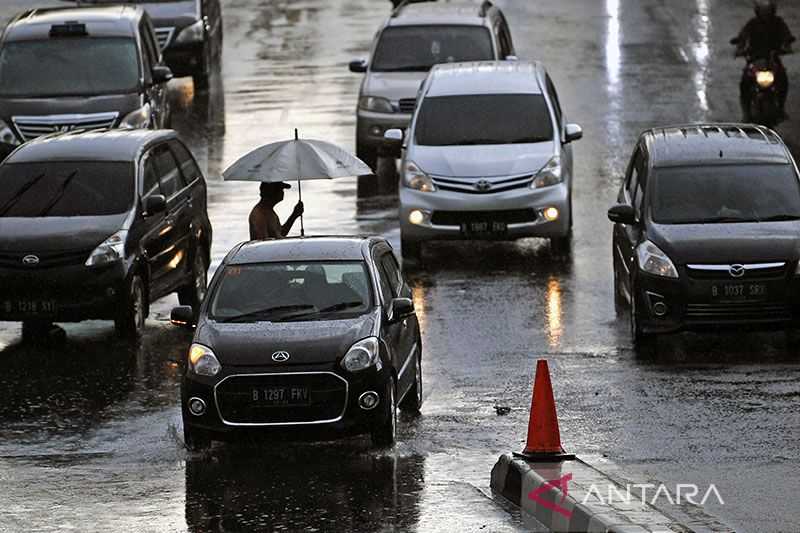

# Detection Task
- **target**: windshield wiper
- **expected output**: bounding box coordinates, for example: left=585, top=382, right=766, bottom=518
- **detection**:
left=454, top=139, right=505, bottom=146
left=0, top=173, right=45, bottom=217
left=217, top=304, right=317, bottom=323
left=678, top=216, right=754, bottom=224
left=757, top=214, right=800, bottom=222
left=38, top=170, right=78, bottom=217
left=376, top=65, right=431, bottom=72
left=511, top=136, right=550, bottom=144
left=274, top=301, right=366, bottom=322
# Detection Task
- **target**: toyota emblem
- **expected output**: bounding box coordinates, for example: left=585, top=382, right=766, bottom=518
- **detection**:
left=475, top=180, right=492, bottom=192
left=22, top=254, right=40, bottom=266
left=271, top=351, right=290, bottom=362
left=729, top=264, right=746, bottom=278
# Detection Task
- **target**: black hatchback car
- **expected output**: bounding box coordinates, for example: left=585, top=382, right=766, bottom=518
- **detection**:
left=0, top=129, right=212, bottom=339
left=609, top=124, right=800, bottom=344
left=172, top=237, right=423, bottom=449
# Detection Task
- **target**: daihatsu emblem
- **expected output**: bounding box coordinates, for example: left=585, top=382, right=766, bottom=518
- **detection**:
left=22, top=255, right=39, bottom=266
left=475, top=180, right=492, bottom=192
left=729, top=264, right=746, bottom=278
left=271, top=351, right=290, bottom=362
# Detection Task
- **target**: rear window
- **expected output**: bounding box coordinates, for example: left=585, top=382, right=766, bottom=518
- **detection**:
left=371, top=25, right=493, bottom=72
left=415, top=94, right=553, bottom=146
left=651, top=164, right=800, bottom=224
left=0, top=161, right=134, bottom=218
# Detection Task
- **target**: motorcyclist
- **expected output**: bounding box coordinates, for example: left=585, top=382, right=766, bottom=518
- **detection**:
left=732, top=1, right=795, bottom=120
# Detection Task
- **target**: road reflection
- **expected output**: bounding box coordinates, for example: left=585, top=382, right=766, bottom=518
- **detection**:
left=545, top=277, right=564, bottom=348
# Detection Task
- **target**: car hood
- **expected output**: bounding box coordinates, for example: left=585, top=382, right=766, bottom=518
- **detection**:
left=0, top=94, right=139, bottom=121
left=139, top=1, right=200, bottom=28
left=363, top=72, right=428, bottom=102
left=410, top=143, right=555, bottom=177
left=195, top=310, right=379, bottom=367
left=649, top=221, right=800, bottom=264
left=0, top=214, right=127, bottom=253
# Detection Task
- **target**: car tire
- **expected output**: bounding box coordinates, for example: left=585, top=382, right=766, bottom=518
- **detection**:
left=21, top=320, right=54, bottom=342
left=399, top=344, right=422, bottom=414
left=371, top=378, right=397, bottom=448
left=550, top=230, right=572, bottom=256
left=178, top=248, right=209, bottom=316
left=613, top=266, right=625, bottom=316
left=115, top=274, right=147, bottom=338
left=357, top=145, right=378, bottom=172
left=401, top=237, right=422, bottom=263
left=184, top=423, right=212, bottom=451
left=630, top=286, right=656, bottom=350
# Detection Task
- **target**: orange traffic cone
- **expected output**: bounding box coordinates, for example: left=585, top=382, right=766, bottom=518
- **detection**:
left=515, top=359, right=575, bottom=462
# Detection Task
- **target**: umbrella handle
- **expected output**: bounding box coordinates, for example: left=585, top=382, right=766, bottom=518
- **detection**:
left=298, top=179, right=304, bottom=237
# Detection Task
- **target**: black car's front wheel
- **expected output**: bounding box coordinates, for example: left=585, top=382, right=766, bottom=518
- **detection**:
left=184, top=423, right=213, bottom=451
left=629, top=286, right=655, bottom=350
left=399, top=345, right=422, bottom=414
left=115, top=274, right=147, bottom=338
left=178, top=249, right=208, bottom=315
left=371, top=378, right=397, bottom=448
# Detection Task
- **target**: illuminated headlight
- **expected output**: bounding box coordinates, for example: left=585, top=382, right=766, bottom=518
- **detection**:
left=756, top=70, right=775, bottom=89
left=636, top=240, right=678, bottom=279
left=174, top=20, right=205, bottom=45
left=532, top=156, right=562, bottom=188
left=189, top=343, right=221, bottom=377
left=403, top=161, right=437, bottom=192
left=408, top=209, right=430, bottom=225
left=358, top=96, right=394, bottom=113
left=85, top=231, right=127, bottom=267
left=542, top=207, right=560, bottom=221
left=0, top=119, right=19, bottom=145
left=341, top=337, right=380, bottom=372
left=119, top=104, right=152, bottom=129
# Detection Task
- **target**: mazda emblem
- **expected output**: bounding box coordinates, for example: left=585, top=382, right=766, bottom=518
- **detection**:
left=271, top=351, right=290, bottom=362
left=475, top=180, right=492, bottom=192
left=22, top=255, right=40, bottom=266
left=728, top=264, right=745, bottom=278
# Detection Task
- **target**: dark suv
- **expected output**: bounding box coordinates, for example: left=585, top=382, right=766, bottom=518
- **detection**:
left=0, top=129, right=212, bottom=339
left=609, top=124, right=800, bottom=345
left=0, top=6, right=172, bottom=145
left=172, top=237, right=423, bottom=449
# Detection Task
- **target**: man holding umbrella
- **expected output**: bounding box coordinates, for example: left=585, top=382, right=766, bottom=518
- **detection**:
left=249, top=182, right=304, bottom=240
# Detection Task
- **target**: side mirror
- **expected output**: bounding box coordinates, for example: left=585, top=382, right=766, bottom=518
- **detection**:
left=143, top=194, right=167, bottom=216
left=348, top=59, right=368, bottom=73
left=382, top=128, right=404, bottom=158
left=170, top=305, right=195, bottom=327
left=608, top=204, right=637, bottom=225
left=388, top=297, right=414, bottom=323
left=152, top=65, right=173, bottom=84
left=565, top=123, right=583, bottom=143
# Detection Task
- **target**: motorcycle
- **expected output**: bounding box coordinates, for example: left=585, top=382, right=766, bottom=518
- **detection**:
left=731, top=38, right=792, bottom=127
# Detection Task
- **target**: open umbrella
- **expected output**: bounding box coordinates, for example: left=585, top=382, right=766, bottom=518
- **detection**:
left=222, top=130, right=372, bottom=236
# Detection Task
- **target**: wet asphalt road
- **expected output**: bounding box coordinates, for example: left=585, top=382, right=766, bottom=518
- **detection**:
left=2, top=0, right=800, bottom=532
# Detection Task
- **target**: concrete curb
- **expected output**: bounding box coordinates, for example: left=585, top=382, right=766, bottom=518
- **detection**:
left=491, top=454, right=734, bottom=533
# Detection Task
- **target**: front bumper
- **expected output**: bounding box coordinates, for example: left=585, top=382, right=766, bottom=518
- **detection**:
left=164, top=42, right=205, bottom=77
left=356, top=110, right=412, bottom=150
left=400, top=182, right=571, bottom=242
left=182, top=363, right=393, bottom=439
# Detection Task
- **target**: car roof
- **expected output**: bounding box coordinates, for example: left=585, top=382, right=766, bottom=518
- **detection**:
left=228, top=237, right=388, bottom=265
left=4, top=129, right=177, bottom=164
left=643, top=124, right=791, bottom=168
left=426, top=61, right=544, bottom=97
left=387, top=1, right=496, bottom=27
left=4, top=6, right=141, bottom=41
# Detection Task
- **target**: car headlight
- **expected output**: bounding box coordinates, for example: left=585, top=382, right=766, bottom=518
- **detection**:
left=358, top=96, right=394, bottom=113
left=756, top=70, right=775, bottom=89
left=119, top=104, right=151, bottom=129
left=341, top=337, right=380, bottom=372
left=636, top=240, right=678, bottom=278
left=0, top=119, right=19, bottom=145
left=531, top=156, right=562, bottom=189
left=85, top=230, right=127, bottom=267
left=174, top=20, right=205, bottom=45
left=403, top=160, right=437, bottom=192
left=189, top=343, right=221, bottom=376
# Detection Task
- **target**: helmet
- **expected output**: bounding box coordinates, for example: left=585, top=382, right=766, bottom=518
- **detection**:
left=754, top=0, right=777, bottom=18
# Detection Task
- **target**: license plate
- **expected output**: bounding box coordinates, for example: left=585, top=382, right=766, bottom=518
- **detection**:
left=710, top=283, right=767, bottom=301
left=252, top=387, right=309, bottom=406
left=461, top=221, right=507, bottom=236
left=2, top=300, right=57, bottom=315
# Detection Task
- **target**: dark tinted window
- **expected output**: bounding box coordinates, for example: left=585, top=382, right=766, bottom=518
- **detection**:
left=0, top=39, right=139, bottom=97
left=209, top=262, right=373, bottom=322
left=651, top=164, right=800, bottom=224
left=0, top=162, right=134, bottom=218
left=169, top=140, right=201, bottom=183
left=380, top=253, right=408, bottom=298
left=372, top=26, right=493, bottom=72
left=151, top=145, right=186, bottom=197
left=415, top=94, right=553, bottom=146
left=142, top=157, right=161, bottom=198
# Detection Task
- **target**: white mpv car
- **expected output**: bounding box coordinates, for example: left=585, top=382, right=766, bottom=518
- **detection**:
left=386, top=61, right=583, bottom=260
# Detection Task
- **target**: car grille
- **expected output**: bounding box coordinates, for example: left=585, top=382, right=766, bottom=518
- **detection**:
left=0, top=249, right=93, bottom=270
left=430, top=209, right=538, bottom=226
left=685, top=302, right=791, bottom=322
left=686, top=262, right=787, bottom=280
left=397, top=98, right=416, bottom=113
left=431, top=174, right=534, bottom=194
left=155, top=27, right=175, bottom=50
left=215, top=372, right=348, bottom=425
left=12, top=112, right=119, bottom=142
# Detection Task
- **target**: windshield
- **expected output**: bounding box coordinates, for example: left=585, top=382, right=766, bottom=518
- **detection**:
left=0, top=38, right=139, bottom=98
left=651, top=164, right=800, bottom=224
left=0, top=162, right=134, bottom=218
left=415, top=94, right=554, bottom=146
left=371, top=25, right=493, bottom=72
left=210, top=262, right=374, bottom=323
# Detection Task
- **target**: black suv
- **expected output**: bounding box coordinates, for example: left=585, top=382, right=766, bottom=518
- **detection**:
left=66, top=0, right=224, bottom=91
left=172, top=237, right=423, bottom=449
left=0, top=6, right=172, bottom=145
left=0, top=129, right=212, bottom=339
left=609, top=124, right=800, bottom=344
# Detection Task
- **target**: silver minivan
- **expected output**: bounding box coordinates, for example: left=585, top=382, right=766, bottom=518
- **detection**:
left=385, top=61, right=583, bottom=260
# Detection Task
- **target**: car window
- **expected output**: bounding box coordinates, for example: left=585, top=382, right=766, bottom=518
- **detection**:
left=371, top=25, right=494, bottom=72
left=375, top=257, right=394, bottom=303
left=497, top=23, right=512, bottom=58
left=142, top=156, right=161, bottom=199
left=169, top=140, right=202, bottom=183
left=380, top=253, right=404, bottom=297
left=625, top=147, right=642, bottom=199
left=545, top=75, right=563, bottom=131
left=151, top=145, right=187, bottom=198
left=141, top=17, right=160, bottom=63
